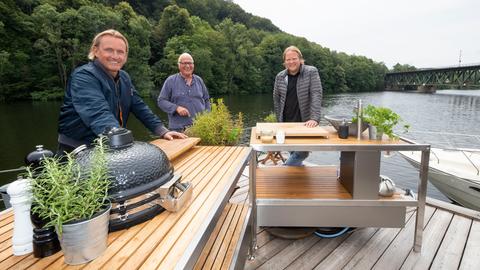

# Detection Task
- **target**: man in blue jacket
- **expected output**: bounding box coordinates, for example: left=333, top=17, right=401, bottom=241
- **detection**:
left=57, top=29, right=186, bottom=154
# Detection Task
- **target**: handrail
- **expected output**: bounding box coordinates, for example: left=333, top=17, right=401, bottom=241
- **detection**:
left=0, top=166, right=26, bottom=174
left=461, top=150, right=480, bottom=176
left=430, top=150, right=440, bottom=164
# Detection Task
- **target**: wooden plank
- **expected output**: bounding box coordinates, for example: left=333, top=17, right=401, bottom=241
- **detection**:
left=314, top=227, right=378, bottom=270
left=211, top=203, right=244, bottom=269
left=427, top=197, right=480, bottom=221
left=58, top=230, right=125, bottom=269
left=25, top=230, right=123, bottom=270
left=26, top=252, right=62, bottom=270
left=0, top=209, right=13, bottom=221
left=255, top=123, right=330, bottom=138
left=79, top=221, right=150, bottom=269
left=200, top=204, right=238, bottom=270
left=0, top=229, right=13, bottom=245
left=250, top=127, right=407, bottom=146
left=150, top=137, right=200, bottom=161
left=400, top=209, right=455, bottom=269
left=5, top=254, right=39, bottom=270
left=0, top=218, right=13, bottom=235
left=193, top=204, right=233, bottom=270
left=283, top=235, right=347, bottom=270
left=459, top=220, right=480, bottom=270
left=0, top=247, right=29, bottom=269
left=229, top=187, right=249, bottom=204
left=156, top=148, right=250, bottom=269
left=429, top=214, right=472, bottom=269
left=0, top=214, right=13, bottom=229
left=372, top=206, right=441, bottom=270
left=116, top=147, right=234, bottom=270
left=221, top=203, right=249, bottom=269
left=256, top=166, right=351, bottom=199
left=254, top=234, right=321, bottom=270
left=166, top=145, right=212, bottom=171
left=229, top=174, right=249, bottom=204
left=255, top=230, right=276, bottom=250
left=244, top=237, right=293, bottom=270
left=342, top=209, right=416, bottom=270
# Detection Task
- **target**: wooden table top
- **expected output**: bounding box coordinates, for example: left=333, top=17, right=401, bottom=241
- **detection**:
left=0, top=139, right=251, bottom=269
left=250, top=126, right=406, bottom=146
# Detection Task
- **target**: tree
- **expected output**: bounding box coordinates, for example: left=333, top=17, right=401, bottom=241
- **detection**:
left=150, top=4, right=192, bottom=64
left=392, top=63, right=417, bottom=72
left=0, top=0, right=36, bottom=100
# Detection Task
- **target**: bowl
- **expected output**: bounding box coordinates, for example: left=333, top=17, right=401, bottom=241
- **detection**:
left=324, top=115, right=369, bottom=136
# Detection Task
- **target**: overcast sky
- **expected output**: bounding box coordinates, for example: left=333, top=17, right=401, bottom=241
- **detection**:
left=234, top=0, right=480, bottom=69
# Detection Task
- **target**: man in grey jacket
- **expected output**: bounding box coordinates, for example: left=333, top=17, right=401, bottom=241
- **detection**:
left=273, top=46, right=323, bottom=165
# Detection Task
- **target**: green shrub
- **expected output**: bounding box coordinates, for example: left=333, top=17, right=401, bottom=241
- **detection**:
left=185, top=98, right=244, bottom=145
left=263, top=112, right=277, bottom=122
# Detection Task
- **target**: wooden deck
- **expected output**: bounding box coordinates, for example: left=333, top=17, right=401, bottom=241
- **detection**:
left=2, top=144, right=480, bottom=269
left=232, top=165, right=480, bottom=270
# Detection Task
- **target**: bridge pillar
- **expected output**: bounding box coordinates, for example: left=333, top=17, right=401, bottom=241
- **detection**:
left=417, top=85, right=436, bottom=93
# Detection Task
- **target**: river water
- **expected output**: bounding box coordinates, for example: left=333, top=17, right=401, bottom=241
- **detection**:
left=1, top=90, right=480, bottom=209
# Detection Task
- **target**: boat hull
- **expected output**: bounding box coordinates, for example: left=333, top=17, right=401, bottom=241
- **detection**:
left=399, top=149, right=480, bottom=211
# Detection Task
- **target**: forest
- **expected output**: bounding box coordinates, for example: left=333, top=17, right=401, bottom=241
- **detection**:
left=0, top=0, right=415, bottom=101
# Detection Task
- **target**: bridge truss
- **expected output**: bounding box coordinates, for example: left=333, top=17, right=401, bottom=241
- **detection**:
left=385, top=65, right=480, bottom=91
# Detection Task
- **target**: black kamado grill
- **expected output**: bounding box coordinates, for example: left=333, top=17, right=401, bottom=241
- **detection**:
left=74, top=128, right=192, bottom=231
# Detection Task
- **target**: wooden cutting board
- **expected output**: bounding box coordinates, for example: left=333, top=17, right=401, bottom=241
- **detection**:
left=255, top=122, right=330, bottom=138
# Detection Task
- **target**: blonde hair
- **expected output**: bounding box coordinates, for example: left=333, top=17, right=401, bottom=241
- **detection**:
left=283, top=45, right=305, bottom=64
left=88, top=29, right=129, bottom=60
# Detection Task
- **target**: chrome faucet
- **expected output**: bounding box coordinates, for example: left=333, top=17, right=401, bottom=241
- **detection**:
left=357, top=99, right=362, bottom=140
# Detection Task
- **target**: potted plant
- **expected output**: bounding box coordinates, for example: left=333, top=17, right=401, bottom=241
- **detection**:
left=185, top=98, right=244, bottom=145
left=361, top=105, right=409, bottom=140
left=27, top=137, right=111, bottom=265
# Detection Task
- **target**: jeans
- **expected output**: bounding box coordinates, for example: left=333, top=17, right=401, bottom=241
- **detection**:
left=285, top=151, right=309, bottom=166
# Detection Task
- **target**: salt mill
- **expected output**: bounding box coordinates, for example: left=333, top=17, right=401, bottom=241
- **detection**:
left=7, top=176, right=33, bottom=255
left=357, top=99, right=363, bottom=140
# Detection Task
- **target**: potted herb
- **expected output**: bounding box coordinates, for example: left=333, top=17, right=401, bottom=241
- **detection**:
left=361, top=105, right=409, bottom=140
left=185, top=98, right=244, bottom=145
left=28, top=137, right=111, bottom=265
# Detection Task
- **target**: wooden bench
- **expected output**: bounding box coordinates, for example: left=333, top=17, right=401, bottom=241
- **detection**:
left=194, top=202, right=251, bottom=270
left=0, top=138, right=252, bottom=269
left=194, top=168, right=252, bottom=270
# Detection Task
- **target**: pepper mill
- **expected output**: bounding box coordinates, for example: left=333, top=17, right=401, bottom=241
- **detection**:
left=24, top=145, right=60, bottom=258
left=338, top=119, right=349, bottom=139
left=7, top=176, right=33, bottom=255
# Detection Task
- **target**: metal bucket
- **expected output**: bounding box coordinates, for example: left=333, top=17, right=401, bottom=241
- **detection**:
left=59, top=204, right=111, bottom=265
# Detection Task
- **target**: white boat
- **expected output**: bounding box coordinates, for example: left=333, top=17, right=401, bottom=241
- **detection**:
left=399, top=148, right=480, bottom=211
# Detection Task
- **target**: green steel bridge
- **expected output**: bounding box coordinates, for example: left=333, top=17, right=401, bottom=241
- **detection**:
left=385, top=64, right=480, bottom=93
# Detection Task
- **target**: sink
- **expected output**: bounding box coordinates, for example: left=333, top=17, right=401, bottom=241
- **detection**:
left=324, top=115, right=369, bottom=136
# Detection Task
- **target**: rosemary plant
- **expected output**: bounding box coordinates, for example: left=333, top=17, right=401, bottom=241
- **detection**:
left=28, top=137, right=110, bottom=235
